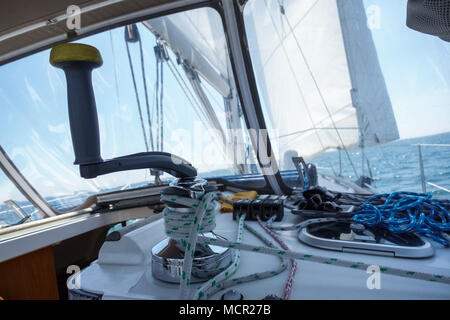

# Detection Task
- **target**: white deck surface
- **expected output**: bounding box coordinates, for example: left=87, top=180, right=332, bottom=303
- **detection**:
left=76, top=210, right=450, bottom=300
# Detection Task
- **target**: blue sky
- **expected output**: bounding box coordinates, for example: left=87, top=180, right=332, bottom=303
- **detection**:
left=0, top=1, right=449, bottom=206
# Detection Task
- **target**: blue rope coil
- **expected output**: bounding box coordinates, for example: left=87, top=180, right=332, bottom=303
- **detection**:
left=303, top=170, right=308, bottom=191
left=352, top=192, right=450, bottom=246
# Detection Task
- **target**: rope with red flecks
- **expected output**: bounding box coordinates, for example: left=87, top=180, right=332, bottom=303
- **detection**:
left=257, top=216, right=297, bottom=300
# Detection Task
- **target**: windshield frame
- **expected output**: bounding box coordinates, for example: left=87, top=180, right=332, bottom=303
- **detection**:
left=0, top=0, right=292, bottom=231
left=221, top=0, right=292, bottom=194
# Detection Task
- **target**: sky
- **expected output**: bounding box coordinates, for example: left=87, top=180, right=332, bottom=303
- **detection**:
left=363, top=0, right=450, bottom=139
left=0, top=0, right=449, bottom=208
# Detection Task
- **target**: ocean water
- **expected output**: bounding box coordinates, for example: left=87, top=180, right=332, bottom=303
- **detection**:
left=311, top=131, right=450, bottom=199
left=1, top=132, right=449, bottom=227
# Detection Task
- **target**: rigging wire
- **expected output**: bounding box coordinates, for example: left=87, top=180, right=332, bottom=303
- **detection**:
left=275, top=1, right=359, bottom=178
left=203, top=81, right=226, bottom=112
left=124, top=26, right=150, bottom=152
left=160, top=57, right=164, bottom=151
left=167, top=54, right=228, bottom=165
left=155, top=55, right=160, bottom=151
left=151, top=40, right=169, bottom=184
left=262, top=0, right=338, bottom=176
left=169, top=56, right=208, bottom=121
left=171, top=13, right=249, bottom=175
left=109, top=31, right=121, bottom=112
left=186, top=71, right=227, bottom=143
left=139, top=34, right=155, bottom=151
left=261, top=0, right=320, bottom=77
left=166, top=56, right=212, bottom=130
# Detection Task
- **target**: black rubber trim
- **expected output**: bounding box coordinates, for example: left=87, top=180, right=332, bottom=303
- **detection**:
left=217, top=0, right=292, bottom=195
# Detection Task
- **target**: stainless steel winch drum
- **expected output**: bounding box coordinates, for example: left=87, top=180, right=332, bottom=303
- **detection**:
left=152, top=177, right=232, bottom=283
left=151, top=235, right=233, bottom=283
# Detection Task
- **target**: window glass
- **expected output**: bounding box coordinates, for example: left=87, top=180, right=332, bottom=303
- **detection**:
left=0, top=7, right=260, bottom=213
left=0, top=169, right=41, bottom=228
left=244, top=0, right=450, bottom=196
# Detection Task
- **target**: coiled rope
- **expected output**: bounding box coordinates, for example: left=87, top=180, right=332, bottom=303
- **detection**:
left=353, top=192, right=450, bottom=246
left=161, top=192, right=218, bottom=299
left=161, top=192, right=450, bottom=300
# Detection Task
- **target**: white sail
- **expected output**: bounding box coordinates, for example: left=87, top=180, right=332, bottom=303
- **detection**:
left=143, top=0, right=399, bottom=171
left=143, top=9, right=231, bottom=98
left=244, top=0, right=399, bottom=168
left=337, top=0, right=399, bottom=147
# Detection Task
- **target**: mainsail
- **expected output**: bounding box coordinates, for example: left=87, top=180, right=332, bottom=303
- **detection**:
left=244, top=0, right=400, bottom=169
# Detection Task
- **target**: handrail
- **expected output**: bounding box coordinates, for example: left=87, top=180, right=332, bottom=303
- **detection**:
left=0, top=146, right=56, bottom=217
left=0, top=192, right=92, bottom=216
left=427, top=182, right=450, bottom=194
left=413, top=143, right=450, bottom=193
left=3, top=200, right=30, bottom=220
left=412, top=143, right=450, bottom=147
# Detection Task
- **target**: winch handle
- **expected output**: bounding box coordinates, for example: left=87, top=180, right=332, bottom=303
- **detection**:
left=50, top=43, right=197, bottom=179
left=50, top=43, right=103, bottom=165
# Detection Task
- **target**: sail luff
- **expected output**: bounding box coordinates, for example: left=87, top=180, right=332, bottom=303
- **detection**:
left=336, top=0, right=400, bottom=147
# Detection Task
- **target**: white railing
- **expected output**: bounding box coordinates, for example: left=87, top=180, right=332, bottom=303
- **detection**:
left=413, top=144, right=450, bottom=193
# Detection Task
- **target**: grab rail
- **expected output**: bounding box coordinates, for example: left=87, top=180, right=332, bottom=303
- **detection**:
left=0, top=146, right=56, bottom=218
left=412, top=144, right=450, bottom=193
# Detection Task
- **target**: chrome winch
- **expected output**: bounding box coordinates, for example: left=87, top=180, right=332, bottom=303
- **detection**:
left=151, top=177, right=232, bottom=284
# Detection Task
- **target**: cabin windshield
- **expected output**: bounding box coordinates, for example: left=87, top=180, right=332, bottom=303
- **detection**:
left=0, top=6, right=261, bottom=221
left=243, top=0, right=450, bottom=195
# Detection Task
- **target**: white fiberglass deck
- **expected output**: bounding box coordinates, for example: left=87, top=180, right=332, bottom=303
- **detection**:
left=74, top=209, right=450, bottom=300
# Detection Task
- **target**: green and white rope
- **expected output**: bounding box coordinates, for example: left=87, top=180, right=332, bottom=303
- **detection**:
left=161, top=194, right=218, bottom=239
left=162, top=192, right=450, bottom=300
left=196, top=219, right=289, bottom=300
left=194, top=214, right=245, bottom=300
left=161, top=192, right=218, bottom=299
left=196, top=235, right=450, bottom=285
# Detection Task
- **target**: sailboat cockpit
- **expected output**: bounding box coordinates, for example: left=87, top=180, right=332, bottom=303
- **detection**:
left=0, top=0, right=449, bottom=301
